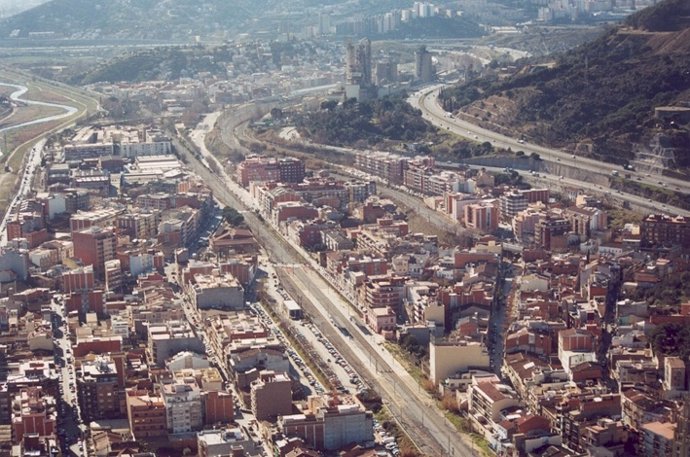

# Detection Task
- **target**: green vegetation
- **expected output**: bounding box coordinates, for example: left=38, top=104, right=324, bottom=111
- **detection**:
left=494, top=170, right=528, bottom=188
left=438, top=0, right=690, bottom=168
left=77, top=46, right=230, bottom=84
left=651, top=322, right=690, bottom=359
left=430, top=138, right=499, bottom=161
left=383, top=342, right=427, bottom=385
left=440, top=403, right=492, bottom=456
left=221, top=206, right=244, bottom=226
left=398, top=333, right=428, bottom=360
left=626, top=0, right=690, bottom=31
left=296, top=95, right=436, bottom=147
left=608, top=208, right=644, bottom=231
left=633, top=272, right=690, bottom=307
left=293, top=94, right=513, bottom=163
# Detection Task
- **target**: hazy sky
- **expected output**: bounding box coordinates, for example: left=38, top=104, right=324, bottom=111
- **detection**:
left=0, top=0, right=49, bottom=16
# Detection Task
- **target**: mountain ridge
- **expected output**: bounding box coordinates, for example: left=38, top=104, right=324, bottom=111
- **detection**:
left=0, top=0, right=277, bottom=40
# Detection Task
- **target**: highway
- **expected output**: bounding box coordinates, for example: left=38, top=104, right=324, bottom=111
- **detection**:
left=454, top=163, right=690, bottom=217
left=173, top=130, right=479, bottom=456
left=235, top=117, right=690, bottom=218
left=410, top=86, right=690, bottom=195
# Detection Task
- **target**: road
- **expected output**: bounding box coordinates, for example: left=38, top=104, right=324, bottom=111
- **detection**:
left=247, top=118, right=690, bottom=217
left=522, top=167, right=690, bottom=217
left=472, top=164, right=690, bottom=217
left=410, top=86, right=690, bottom=195
left=50, top=298, right=88, bottom=457
left=0, top=139, right=45, bottom=245
left=236, top=120, right=690, bottom=219
left=173, top=133, right=478, bottom=456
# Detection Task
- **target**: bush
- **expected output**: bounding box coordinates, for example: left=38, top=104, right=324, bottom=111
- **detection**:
left=651, top=322, right=690, bottom=358
left=222, top=207, right=244, bottom=226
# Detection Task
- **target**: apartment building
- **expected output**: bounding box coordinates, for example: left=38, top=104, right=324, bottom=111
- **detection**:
left=535, top=215, right=570, bottom=251
left=640, top=421, right=677, bottom=457
left=125, top=389, right=167, bottom=440
left=237, top=156, right=305, bottom=187
left=191, top=272, right=245, bottom=310
left=464, top=201, right=498, bottom=232
left=147, top=321, right=204, bottom=367
left=197, top=428, right=257, bottom=457
left=117, top=211, right=161, bottom=239
left=161, top=378, right=203, bottom=434
left=70, top=207, right=126, bottom=232
left=429, top=338, right=490, bottom=385
left=11, top=387, right=56, bottom=442
left=72, top=226, right=117, bottom=279
left=250, top=370, right=292, bottom=421
left=61, top=266, right=95, bottom=294
left=279, top=395, right=373, bottom=451
left=467, top=376, right=520, bottom=428
left=361, top=275, right=405, bottom=311
left=641, top=214, right=690, bottom=248
left=77, top=356, right=122, bottom=421
left=354, top=151, right=405, bottom=183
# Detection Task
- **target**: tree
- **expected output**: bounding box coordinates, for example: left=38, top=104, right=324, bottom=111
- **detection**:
left=320, top=100, right=338, bottom=111
left=222, top=207, right=244, bottom=226
left=651, top=323, right=690, bottom=359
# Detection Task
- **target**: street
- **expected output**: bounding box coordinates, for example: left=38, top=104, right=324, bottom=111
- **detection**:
left=0, top=139, right=45, bottom=246
left=50, top=298, right=88, bottom=457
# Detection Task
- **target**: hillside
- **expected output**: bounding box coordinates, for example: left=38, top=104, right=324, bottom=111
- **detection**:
left=438, top=0, right=690, bottom=170
left=295, top=96, right=437, bottom=147
left=0, top=0, right=279, bottom=40
left=74, top=46, right=231, bottom=84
